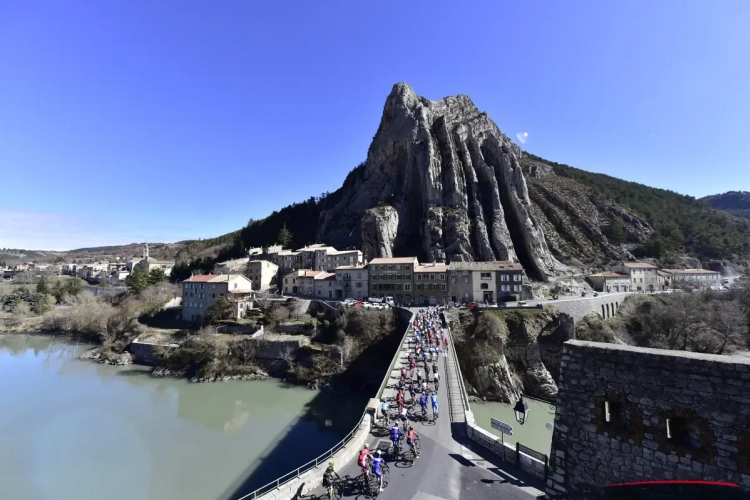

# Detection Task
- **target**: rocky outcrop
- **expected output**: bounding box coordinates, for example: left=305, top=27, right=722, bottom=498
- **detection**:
left=361, top=205, right=399, bottom=259
left=520, top=155, right=651, bottom=268
left=451, top=309, right=574, bottom=402
left=318, top=83, right=558, bottom=280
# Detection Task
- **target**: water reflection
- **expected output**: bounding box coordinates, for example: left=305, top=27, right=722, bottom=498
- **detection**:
left=0, top=335, right=366, bottom=500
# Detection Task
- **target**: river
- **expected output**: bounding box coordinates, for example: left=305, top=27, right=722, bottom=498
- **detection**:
left=470, top=399, right=555, bottom=455
left=0, top=335, right=366, bottom=500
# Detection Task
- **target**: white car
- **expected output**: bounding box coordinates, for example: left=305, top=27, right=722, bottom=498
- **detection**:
left=343, top=298, right=356, bottom=307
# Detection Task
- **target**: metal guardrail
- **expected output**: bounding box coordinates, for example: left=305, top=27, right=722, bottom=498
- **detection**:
left=236, top=307, right=414, bottom=500
left=444, top=321, right=471, bottom=412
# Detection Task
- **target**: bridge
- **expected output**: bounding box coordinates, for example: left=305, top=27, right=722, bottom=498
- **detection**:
left=237, top=307, right=548, bottom=500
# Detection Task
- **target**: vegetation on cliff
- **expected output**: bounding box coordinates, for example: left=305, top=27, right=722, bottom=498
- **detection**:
left=702, top=191, right=750, bottom=219
left=450, top=308, right=572, bottom=402
left=527, top=152, right=750, bottom=261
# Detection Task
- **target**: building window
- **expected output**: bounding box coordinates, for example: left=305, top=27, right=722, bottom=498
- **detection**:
left=396, top=274, right=402, bottom=280
left=439, top=273, right=445, bottom=280
left=404, top=283, right=411, bottom=291
left=463, top=278, right=469, bottom=284
left=379, top=274, right=384, bottom=280
left=501, top=285, right=509, bottom=292
left=404, top=274, right=411, bottom=280
left=396, top=265, right=401, bottom=271
left=416, top=284, right=423, bottom=291
left=451, top=278, right=456, bottom=285
left=441, top=284, right=446, bottom=291
left=513, top=285, right=521, bottom=292
left=404, top=265, right=410, bottom=270
left=513, top=275, right=521, bottom=281
left=430, top=274, right=435, bottom=280
left=481, top=283, right=489, bottom=289
left=501, top=275, right=509, bottom=281
left=481, top=272, right=491, bottom=280
left=417, top=274, right=422, bottom=280
left=388, top=266, right=392, bottom=271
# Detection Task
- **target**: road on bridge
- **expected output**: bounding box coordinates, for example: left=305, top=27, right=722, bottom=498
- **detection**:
left=303, top=310, right=545, bottom=500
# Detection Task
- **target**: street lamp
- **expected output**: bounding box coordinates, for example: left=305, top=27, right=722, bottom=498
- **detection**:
left=513, top=397, right=530, bottom=425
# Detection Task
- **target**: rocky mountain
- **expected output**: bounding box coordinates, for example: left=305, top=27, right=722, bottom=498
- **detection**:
left=178, top=83, right=750, bottom=279
left=317, top=83, right=651, bottom=279
left=702, top=191, right=750, bottom=219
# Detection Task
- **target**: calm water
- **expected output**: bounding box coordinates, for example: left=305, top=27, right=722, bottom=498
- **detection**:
left=470, top=399, right=555, bottom=455
left=0, top=335, right=365, bottom=500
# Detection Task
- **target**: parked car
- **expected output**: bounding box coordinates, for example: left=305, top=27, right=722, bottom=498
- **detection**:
left=465, top=302, right=477, bottom=309
left=517, top=301, right=527, bottom=307
left=354, top=301, right=363, bottom=307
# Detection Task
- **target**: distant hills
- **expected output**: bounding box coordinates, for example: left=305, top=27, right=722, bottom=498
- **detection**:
left=702, top=191, right=750, bottom=219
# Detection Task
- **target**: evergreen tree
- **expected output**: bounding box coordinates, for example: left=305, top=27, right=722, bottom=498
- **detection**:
left=278, top=223, right=293, bottom=248
left=604, top=217, right=626, bottom=244
left=147, top=268, right=167, bottom=286
left=64, top=278, right=82, bottom=297
left=52, top=280, right=66, bottom=303
left=128, top=268, right=148, bottom=293
left=36, top=275, right=49, bottom=295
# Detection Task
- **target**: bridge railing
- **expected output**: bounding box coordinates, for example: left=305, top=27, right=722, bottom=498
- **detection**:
left=444, top=321, right=471, bottom=413
left=236, top=308, right=414, bottom=500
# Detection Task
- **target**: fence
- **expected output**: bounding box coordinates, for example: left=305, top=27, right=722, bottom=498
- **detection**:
left=237, top=308, right=414, bottom=500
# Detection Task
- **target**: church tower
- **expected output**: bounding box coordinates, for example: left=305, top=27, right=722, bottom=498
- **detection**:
left=144, top=243, right=149, bottom=259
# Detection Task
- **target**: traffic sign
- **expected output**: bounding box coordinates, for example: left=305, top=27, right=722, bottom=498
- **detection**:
left=491, top=418, right=513, bottom=435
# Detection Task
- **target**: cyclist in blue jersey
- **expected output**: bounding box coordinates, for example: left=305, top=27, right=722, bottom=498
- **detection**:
left=389, top=422, right=404, bottom=456
left=371, top=450, right=386, bottom=492
left=431, top=391, right=439, bottom=419
left=380, top=399, right=389, bottom=426
left=419, top=392, right=428, bottom=418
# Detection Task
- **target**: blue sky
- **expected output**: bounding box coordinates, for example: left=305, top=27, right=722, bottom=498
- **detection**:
left=1, top=1, right=748, bottom=250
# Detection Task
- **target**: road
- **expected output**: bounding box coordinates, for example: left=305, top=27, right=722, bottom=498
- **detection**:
left=303, top=313, right=545, bottom=500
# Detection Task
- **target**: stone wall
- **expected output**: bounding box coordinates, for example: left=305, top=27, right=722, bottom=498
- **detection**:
left=246, top=335, right=311, bottom=360
left=548, top=292, right=629, bottom=323
left=129, top=339, right=175, bottom=365
left=547, top=340, right=750, bottom=497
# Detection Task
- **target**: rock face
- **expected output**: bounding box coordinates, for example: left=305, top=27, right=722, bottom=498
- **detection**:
left=451, top=309, right=574, bottom=402
left=520, top=155, right=651, bottom=268
left=319, top=83, right=558, bottom=280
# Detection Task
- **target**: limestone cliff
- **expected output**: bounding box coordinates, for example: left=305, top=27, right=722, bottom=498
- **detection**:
left=318, top=83, right=558, bottom=280
left=449, top=309, right=574, bottom=402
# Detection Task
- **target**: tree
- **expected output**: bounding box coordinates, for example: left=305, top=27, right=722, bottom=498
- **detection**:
left=36, top=275, right=49, bottom=295
left=206, top=295, right=235, bottom=324
left=52, top=280, right=66, bottom=303
left=604, top=217, right=626, bottom=244
left=278, top=223, right=293, bottom=249
left=128, top=268, right=148, bottom=293
left=65, top=278, right=83, bottom=297
left=147, top=268, right=167, bottom=286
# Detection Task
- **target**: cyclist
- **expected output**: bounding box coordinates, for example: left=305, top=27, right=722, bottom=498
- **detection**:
left=322, top=460, right=341, bottom=498
left=433, top=370, right=440, bottom=390
left=408, top=381, right=417, bottom=401
left=407, top=426, right=420, bottom=459
left=419, top=392, right=428, bottom=418
left=421, top=379, right=428, bottom=393
left=380, top=399, right=389, bottom=426
left=372, top=450, right=386, bottom=492
left=401, top=366, right=407, bottom=379
left=358, top=444, right=373, bottom=484
left=416, top=368, right=422, bottom=384
left=435, top=345, right=441, bottom=360
left=432, top=363, right=438, bottom=374
left=399, top=405, right=408, bottom=423
left=390, top=423, right=404, bottom=455
left=431, top=391, right=439, bottom=419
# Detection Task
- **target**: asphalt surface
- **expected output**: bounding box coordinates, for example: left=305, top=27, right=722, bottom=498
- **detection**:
left=302, top=314, right=545, bottom=500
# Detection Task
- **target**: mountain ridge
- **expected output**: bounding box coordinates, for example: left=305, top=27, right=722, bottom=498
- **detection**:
left=10, top=84, right=750, bottom=275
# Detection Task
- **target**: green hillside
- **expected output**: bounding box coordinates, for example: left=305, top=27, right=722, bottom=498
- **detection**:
left=527, top=153, right=750, bottom=261
left=702, top=191, right=750, bottom=219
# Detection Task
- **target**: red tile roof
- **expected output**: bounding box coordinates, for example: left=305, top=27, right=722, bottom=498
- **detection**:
left=184, top=274, right=219, bottom=282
